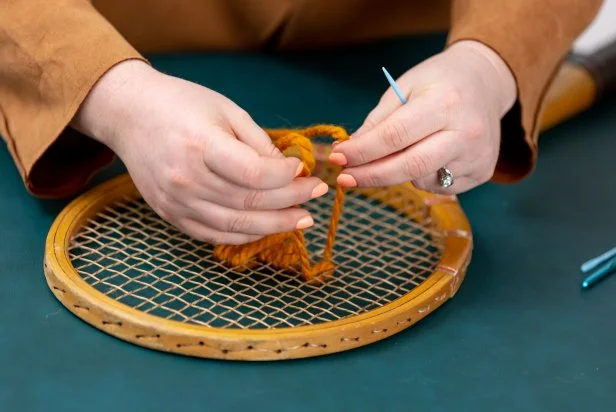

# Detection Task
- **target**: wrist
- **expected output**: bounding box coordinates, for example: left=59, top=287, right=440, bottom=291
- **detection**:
left=71, top=59, right=156, bottom=150
left=448, top=40, right=517, bottom=117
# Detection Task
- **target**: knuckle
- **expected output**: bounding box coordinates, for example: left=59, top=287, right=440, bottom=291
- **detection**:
left=227, top=213, right=252, bottom=233
left=442, top=89, right=463, bottom=111
left=381, top=120, right=409, bottom=149
left=241, top=164, right=263, bottom=188
left=165, top=168, right=191, bottom=190
left=403, top=152, right=432, bottom=179
left=465, top=117, right=486, bottom=141
left=243, top=189, right=264, bottom=210
left=440, top=89, right=463, bottom=122
left=362, top=170, right=383, bottom=187
left=182, top=129, right=207, bottom=153
left=352, top=148, right=368, bottom=165
left=186, top=137, right=204, bottom=154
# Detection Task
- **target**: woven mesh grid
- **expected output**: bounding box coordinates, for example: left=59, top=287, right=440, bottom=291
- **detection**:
left=68, top=189, right=443, bottom=329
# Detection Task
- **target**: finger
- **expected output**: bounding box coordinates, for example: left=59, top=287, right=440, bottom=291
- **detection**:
left=192, top=173, right=329, bottom=210
left=183, top=200, right=314, bottom=236
left=412, top=160, right=489, bottom=195
left=412, top=175, right=474, bottom=195
left=337, top=130, right=459, bottom=188
left=203, top=130, right=302, bottom=190
left=331, top=94, right=446, bottom=167
left=354, top=84, right=411, bottom=137
left=227, top=107, right=285, bottom=158
left=176, top=217, right=263, bottom=246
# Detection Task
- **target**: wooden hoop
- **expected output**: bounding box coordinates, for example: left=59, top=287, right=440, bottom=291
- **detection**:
left=44, top=146, right=472, bottom=361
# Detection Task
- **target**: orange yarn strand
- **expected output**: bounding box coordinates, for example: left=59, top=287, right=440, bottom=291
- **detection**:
left=212, top=125, right=349, bottom=283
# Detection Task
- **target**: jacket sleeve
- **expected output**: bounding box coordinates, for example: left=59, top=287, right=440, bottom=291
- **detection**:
left=447, top=0, right=604, bottom=183
left=0, top=0, right=148, bottom=198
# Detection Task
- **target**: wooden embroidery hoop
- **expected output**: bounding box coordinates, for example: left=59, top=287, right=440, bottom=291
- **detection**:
left=44, top=141, right=472, bottom=361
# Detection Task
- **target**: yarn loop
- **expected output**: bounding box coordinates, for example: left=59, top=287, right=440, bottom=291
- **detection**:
left=212, top=125, right=349, bottom=283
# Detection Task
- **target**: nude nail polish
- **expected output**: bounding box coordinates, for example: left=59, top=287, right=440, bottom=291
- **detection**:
left=328, top=153, right=347, bottom=166
left=296, top=216, right=314, bottom=230
left=337, top=174, right=357, bottom=188
left=311, top=182, right=329, bottom=198
left=295, top=163, right=304, bottom=177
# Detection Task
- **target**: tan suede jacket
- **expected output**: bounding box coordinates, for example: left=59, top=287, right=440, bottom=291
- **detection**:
left=0, top=0, right=603, bottom=197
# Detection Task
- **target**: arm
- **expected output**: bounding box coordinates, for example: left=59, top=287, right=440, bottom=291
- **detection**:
left=0, top=0, right=147, bottom=197
left=447, top=0, right=605, bottom=183
left=1, top=0, right=327, bottom=244
left=329, top=0, right=605, bottom=194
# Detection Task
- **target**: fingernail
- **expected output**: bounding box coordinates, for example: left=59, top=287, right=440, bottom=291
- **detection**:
left=337, top=174, right=357, bottom=188
left=295, top=162, right=304, bottom=177
left=328, top=153, right=347, bottom=166
left=296, top=216, right=314, bottom=230
left=310, top=182, right=329, bottom=198
left=331, top=141, right=340, bottom=147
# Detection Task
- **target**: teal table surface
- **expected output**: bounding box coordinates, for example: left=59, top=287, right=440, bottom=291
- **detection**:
left=2, top=35, right=616, bottom=412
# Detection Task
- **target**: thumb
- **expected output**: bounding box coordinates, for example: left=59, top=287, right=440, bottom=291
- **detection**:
left=227, top=106, right=284, bottom=159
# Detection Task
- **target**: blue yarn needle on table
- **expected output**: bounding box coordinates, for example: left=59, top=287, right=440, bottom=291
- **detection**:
left=580, top=246, right=616, bottom=289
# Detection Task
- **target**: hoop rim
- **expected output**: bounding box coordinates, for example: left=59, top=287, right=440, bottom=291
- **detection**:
left=44, top=167, right=472, bottom=360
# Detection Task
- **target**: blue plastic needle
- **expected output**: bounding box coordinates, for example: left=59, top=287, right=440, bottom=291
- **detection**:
left=582, top=256, right=616, bottom=289
left=382, top=67, right=407, bottom=104
left=580, top=246, right=616, bottom=273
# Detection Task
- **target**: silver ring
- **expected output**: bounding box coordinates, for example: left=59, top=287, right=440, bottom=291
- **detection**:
left=437, top=167, right=454, bottom=188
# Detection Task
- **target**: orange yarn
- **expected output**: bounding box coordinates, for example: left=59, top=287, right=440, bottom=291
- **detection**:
left=212, top=125, right=349, bottom=283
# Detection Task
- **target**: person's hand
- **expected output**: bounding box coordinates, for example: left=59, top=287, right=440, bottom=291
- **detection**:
left=71, top=60, right=329, bottom=245
left=329, top=40, right=517, bottom=194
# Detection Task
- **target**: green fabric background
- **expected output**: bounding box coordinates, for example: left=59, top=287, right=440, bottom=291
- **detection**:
left=1, top=34, right=615, bottom=411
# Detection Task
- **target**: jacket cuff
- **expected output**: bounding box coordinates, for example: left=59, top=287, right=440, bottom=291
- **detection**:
left=446, top=0, right=603, bottom=183
left=0, top=0, right=148, bottom=198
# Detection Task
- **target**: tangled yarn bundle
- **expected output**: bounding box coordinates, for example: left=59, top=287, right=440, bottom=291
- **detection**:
left=212, top=125, right=350, bottom=282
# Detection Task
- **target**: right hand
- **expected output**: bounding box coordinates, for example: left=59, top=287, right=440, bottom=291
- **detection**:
left=71, top=60, right=328, bottom=245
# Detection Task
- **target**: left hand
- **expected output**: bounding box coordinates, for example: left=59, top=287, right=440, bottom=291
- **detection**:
left=329, top=40, right=517, bottom=194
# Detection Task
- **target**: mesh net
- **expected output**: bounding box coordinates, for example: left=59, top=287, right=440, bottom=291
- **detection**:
left=68, top=188, right=443, bottom=330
